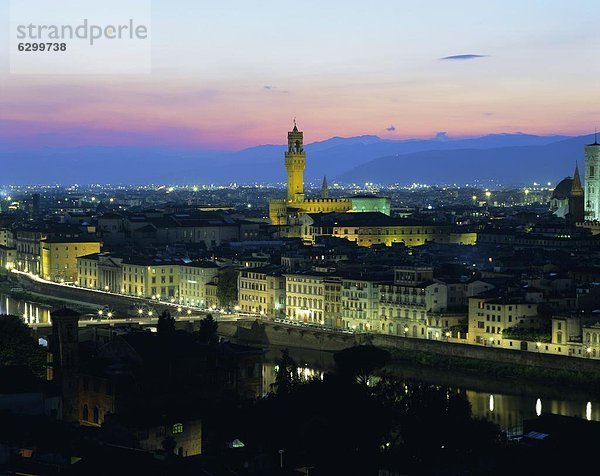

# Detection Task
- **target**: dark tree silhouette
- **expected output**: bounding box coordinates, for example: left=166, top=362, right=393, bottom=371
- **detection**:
left=157, top=310, right=175, bottom=336
left=372, top=376, right=502, bottom=465
left=0, top=314, right=46, bottom=376
left=198, top=313, right=219, bottom=344
left=273, top=348, right=301, bottom=395
left=216, top=270, right=237, bottom=308
left=334, top=345, right=390, bottom=385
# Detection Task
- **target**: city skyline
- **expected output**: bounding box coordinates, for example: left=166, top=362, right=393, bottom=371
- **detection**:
left=3, top=2, right=600, bottom=470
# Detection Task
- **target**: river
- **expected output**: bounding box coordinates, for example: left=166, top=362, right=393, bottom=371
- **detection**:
left=0, top=293, right=52, bottom=325
left=3, top=293, right=598, bottom=433
left=263, top=346, right=600, bottom=434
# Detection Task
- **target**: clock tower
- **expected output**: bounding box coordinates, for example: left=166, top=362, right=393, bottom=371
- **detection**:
left=285, top=121, right=305, bottom=202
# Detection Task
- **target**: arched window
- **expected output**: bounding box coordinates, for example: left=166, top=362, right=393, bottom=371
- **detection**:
left=82, top=404, right=89, bottom=421
left=93, top=406, right=99, bottom=424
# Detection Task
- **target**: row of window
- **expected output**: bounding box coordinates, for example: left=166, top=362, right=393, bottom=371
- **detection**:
left=287, top=284, right=324, bottom=294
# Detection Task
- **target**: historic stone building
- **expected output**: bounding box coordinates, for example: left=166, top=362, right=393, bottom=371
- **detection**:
left=550, top=164, right=584, bottom=224
left=585, top=137, right=600, bottom=221
left=269, top=123, right=390, bottom=225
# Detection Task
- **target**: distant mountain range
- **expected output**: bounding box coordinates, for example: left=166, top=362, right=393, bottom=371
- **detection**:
left=0, top=132, right=591, bottom=185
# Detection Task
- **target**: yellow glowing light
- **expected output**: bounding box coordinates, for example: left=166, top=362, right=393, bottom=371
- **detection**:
left=586, top=402, right=592, bottom=421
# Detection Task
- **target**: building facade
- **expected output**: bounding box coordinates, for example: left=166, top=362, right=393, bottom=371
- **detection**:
left=585, top=139, right=600, bottom=221
left=237, top=265, right=286, bottom=317
left=284, top=272, right=326, bottom=324
left=41, top=238, right=101, bottom=282
left=179, top=262, right=220, bottom=307
left=468, top=295, right=541, bottom=346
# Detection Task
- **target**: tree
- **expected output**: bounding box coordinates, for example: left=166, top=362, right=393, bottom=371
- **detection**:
left=198, top=313, right=219, bottom=344
left=372, top=376, right=502, bottom=463
left=157, top=310, right=175, bottom=336
left=333, top=345, right=390, bottom=385
left=273, top=348, right=301, bottom=395
left=0, top=314, right=47, bottom=376
left=217, top=269, right=237, bottom=308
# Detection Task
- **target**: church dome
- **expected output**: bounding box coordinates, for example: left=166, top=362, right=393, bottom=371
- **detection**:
left=551, top=177, right=573, bottom=200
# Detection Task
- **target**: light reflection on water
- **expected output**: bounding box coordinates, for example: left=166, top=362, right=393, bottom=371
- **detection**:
left=263, top=362, right=324, bottom=394
left=467, top=391, right=600, bottom=431
left=264, top=348, right=600, bottom=432
left=5, top=294, right=599, bottom=433
left=0, top=293, right=51, bottom=325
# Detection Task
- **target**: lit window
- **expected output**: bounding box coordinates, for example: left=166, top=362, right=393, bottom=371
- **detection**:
left=172, top=423, right=184, bottom=434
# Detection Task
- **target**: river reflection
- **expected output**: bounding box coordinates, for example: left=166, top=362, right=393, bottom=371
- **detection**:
left=263, top=346, right=600, bottom=432
left=0, top=293, right=52, bottom=325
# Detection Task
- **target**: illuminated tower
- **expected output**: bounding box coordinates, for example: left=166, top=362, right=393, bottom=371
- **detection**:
left=585, top=133, right=600, bottom=221
left=285, top=121, right=305, bottom=202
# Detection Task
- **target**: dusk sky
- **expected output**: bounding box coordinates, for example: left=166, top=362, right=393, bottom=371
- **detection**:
left=1, top=0, right=600, bottom=151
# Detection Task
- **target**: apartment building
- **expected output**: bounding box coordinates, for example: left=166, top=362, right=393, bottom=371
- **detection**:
left=238, top=265, right=285, bottom=317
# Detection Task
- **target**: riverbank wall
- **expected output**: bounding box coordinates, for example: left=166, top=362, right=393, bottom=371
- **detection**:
left=220, top=319, right=600, bottom=375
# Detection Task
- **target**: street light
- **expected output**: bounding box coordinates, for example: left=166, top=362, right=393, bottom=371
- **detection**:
left=138, top=308, right=144, bottom=315
left=107, top=311, right=113, bottom=319
left=403, top=326, right=408, bottom=338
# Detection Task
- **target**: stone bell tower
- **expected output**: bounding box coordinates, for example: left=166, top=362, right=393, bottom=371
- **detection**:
left=285, top=120, right=305, bottom=202
left=585, top=132, right=600, bottom=221
left=51, top=307, right=80, bottom=423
